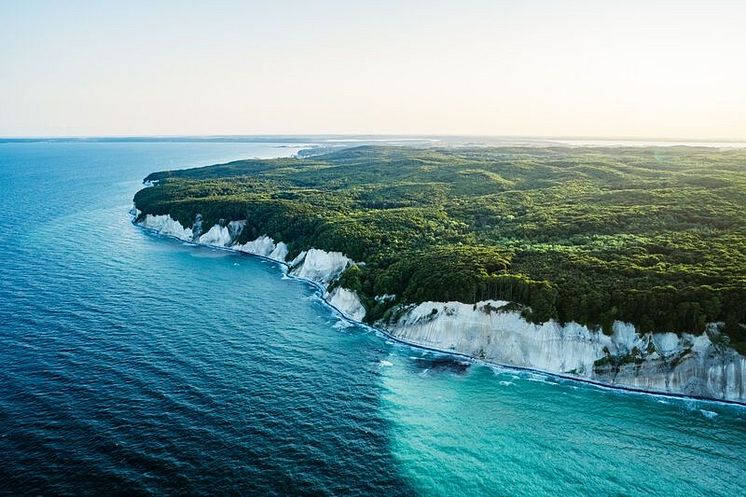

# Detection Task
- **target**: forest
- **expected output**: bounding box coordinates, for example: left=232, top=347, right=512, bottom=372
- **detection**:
left=134, top=146, right=746, bottom=352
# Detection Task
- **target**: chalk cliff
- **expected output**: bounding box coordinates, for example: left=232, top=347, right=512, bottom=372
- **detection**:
left=134, top=212, right=745, bottom=404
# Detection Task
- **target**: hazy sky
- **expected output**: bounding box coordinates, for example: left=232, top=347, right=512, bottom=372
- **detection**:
left=1, top=0, right=745, bottom=139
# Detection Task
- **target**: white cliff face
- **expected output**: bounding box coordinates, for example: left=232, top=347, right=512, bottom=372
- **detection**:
left=198, top=224, right=232, bottom=246
left=136, top=215, right=358, bottom=287
left=288, top=251, right=307, bottom=267
left=382, top=300, right=610, bottom=376
left=380, top=300, right=746, bottom=403
left=137, top=215, right=353, bottom=274
left=269, top=242, right=289, bottom=262
left=652, top=332, right=681, bottom=355
left=235, top=234, right=274, bottom=256
left=289, top=248, right=352, bottom=285
left=134, top=213, right=745, bottom=403
left=197, top=220, right=246, bottom=247
left=326, top=287, right=366, bottom=321
left=708, top=356, right=746, bottom=402
left=234, top=234, right=289, bottom=263
left=140, top=214, right=193, bottom=241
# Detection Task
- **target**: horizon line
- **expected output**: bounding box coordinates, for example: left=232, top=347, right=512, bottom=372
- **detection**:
left=2, top=133, right=746, bottom=143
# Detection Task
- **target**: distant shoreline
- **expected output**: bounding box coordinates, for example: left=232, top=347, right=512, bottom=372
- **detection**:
left=3, top=135, right=746, bottom=148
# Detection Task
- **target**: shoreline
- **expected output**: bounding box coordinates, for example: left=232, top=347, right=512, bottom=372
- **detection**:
left=133, top=218, right=746, bottom=409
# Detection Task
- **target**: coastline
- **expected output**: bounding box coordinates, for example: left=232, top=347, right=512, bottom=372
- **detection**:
left=132, top=212, right=746, bottom=407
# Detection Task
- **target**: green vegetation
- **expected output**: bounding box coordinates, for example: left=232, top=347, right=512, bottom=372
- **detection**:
left=134, top=146, right=746, bottom=352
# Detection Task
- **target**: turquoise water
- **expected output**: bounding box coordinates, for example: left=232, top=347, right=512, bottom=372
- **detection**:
left=0, top=142, right=743, bottom=496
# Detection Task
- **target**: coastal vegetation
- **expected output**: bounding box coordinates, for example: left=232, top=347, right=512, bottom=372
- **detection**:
left=134, top=146, right=746, bottom=352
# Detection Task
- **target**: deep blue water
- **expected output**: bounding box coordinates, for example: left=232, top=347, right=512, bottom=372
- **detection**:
left=0, top=142, right=744, bottom=496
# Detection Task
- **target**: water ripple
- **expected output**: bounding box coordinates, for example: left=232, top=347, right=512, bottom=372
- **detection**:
left=1, top=142, right=743, bottom=497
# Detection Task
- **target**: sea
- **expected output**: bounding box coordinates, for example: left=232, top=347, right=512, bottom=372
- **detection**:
left=0, top=141, right=743, bottom=496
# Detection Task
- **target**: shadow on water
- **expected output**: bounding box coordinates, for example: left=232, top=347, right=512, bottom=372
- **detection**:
left=409, top=355, right=472, bottom=375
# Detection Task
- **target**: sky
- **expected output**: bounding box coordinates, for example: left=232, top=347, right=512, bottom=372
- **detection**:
left=1, top=0, right=745, bottom=139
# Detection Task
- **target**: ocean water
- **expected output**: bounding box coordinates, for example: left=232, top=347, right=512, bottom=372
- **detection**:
left=0, top=142, right=744, bottom=496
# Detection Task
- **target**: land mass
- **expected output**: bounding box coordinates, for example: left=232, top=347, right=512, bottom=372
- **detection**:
left=133, top=145, right=746, bottom=402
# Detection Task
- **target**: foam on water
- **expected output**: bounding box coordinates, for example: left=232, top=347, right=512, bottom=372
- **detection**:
left=333, top=319, right=354, bottom=330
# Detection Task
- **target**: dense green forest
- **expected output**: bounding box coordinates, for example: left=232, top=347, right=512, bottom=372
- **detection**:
left=134, top=146, right=746, bottom=352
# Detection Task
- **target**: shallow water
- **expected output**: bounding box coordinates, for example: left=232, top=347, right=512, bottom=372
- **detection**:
left=0, top=142, right=743, bottom=496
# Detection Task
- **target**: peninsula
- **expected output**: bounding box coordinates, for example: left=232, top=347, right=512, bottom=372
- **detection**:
left=133, top=145, right=746, bottom=403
